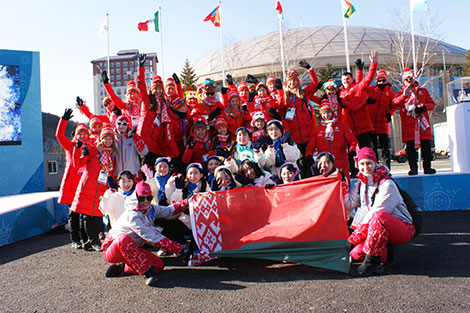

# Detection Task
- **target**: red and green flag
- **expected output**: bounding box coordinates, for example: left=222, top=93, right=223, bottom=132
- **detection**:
left=203, top=5, right=220, bottom=27
left=341, top=0, right=356, bottom=18
left=276, top=1, right=284, bottom=21
left=138, top=10, right=159, bottom=32
left=188, top=172, right=351, bottom=273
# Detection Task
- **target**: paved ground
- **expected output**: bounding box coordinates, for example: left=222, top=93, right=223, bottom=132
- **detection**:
left=390, top=158, right=450, bottom=174
left=0, top=210, right=469, bottom=313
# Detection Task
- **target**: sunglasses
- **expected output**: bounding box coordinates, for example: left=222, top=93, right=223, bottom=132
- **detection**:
left=137, top=195, right=153, bottom=202
left=377, top=79, right=386, bottom=83
left=116, top=122, right=128, bottom=126
left=103, top=100, right=111, bottom=107
left=205, top=92, right=215, bottom=96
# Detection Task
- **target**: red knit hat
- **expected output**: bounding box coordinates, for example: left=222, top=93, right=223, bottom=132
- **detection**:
left=135, top=181, right=152, bottom=197
left=102, top=95, right=112, bottom=104
left=251, top=111, right=265, bottom=127
left=193, top=115, right=208, bottom=126
left=90, top=117, right=102, bottom=128
left=126, top=81, right=140, bottom=95
left=99, top=127, right=114, bottom=141
left=116, top=115, right=130, bottom=127
left=74, top=123, right=89, bottom=138
left=320, top=101, right=334, bottom=114
left=214, top=117, right=228, bottom=130
left=401, top=68, right=416, bottom=81
left=286, top=69, right=301, bottom=86
left=228, top=90, right=240, bottom=102
left=150, top=75, right=163, bottom=92
left=238, top=81, right=248, bottom=92
left=256, top=81, right=269, bottom=93
left=266, top=75, right=276, bottom=84
left=376, top=70, right=388, bottom=82
left=357, top=147, right=377, bottom=164
left=164, top=77, right=176, bottom=89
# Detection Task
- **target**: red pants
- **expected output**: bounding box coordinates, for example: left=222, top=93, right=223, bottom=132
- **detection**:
left=348, top=211, right=415, bottom=262
left=102, top=234, right=164, bottom=275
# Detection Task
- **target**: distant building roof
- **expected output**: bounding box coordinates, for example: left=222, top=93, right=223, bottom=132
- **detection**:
left=91, top=50, right=158, bottom=63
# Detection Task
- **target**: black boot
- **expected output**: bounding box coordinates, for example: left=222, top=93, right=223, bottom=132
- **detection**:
left=352, top=254, right=384, bottom=276
left=144, top=266, right=159, bottom=287
left=105, top=263, right=125, bottom=277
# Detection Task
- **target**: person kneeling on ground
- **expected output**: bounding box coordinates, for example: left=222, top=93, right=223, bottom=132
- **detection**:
left=101, top=181, right=189, bottom=287
left=344, top=147, right=415, bottom=276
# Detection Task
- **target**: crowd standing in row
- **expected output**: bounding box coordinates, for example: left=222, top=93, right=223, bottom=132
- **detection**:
left=55, top=50, right=433, bottom=285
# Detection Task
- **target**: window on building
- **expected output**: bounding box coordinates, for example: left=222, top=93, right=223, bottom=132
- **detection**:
left=117, top=68, right=121, bottom=74
left=124, top=74, right=128, bottom=80
left=123, top=61, right=128, bottom=66
left=110, top=69, right=114, bottom=74
left=48, top=161, right=58, bottom=175
left=111, top=63, right=114, bottom=68
left=116, top=62, right=121, bottom=67
left=130, top=61, right=134, bottom=66
left=116, top=75, right=121, bottom=80
left=145, top=60, right=149, bottom=65
left=111, top=75, right=115, bottom=81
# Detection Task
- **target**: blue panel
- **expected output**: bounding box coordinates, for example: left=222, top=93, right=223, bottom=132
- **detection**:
left=0, top=49, right=43, bottom=196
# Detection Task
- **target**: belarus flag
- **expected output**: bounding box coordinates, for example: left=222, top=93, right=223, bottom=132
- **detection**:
left=188, top=172, right=351, bottom=273
left=138, top=10, right=159, bottom=32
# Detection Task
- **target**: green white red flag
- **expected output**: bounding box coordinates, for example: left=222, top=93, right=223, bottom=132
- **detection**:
left=276, top=1, right=284, bottom=21
left=188, top=172, right=350, bottom=273
left=138, top=10, right=159, bottom=32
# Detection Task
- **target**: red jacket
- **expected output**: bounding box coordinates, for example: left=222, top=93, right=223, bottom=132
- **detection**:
left=220, top=93, right=250, bottom=135
left=393, top=84, right=435, bottom=143
left=247, top=94, right=278, bottom=121
left=306, top=120, right=357, bottom=180
left=136, top=67, right=161, bottom=154
left=104, top=82, right=140, bottom=128
left=182, top=137, right=211, bottom=164
left=338, top=62, right=378, bottom=136
left=71, top=144, right=107, bottom=216
left=366, top=85, right=397, bottom=135
left=55, top=118, right=83, bottom=205
left=278, top=68, right=319, bottom=145
left=158, top=107, right=190, bottom=158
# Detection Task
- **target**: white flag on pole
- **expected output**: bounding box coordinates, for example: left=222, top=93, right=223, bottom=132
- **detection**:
left=99, top=15, right=109, bottom=38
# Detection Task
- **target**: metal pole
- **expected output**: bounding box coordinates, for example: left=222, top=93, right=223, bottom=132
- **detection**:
left=342, top=15, right=351, bottom=72
left=159, top=7, right=164, bottom=78
left=279, top=18, right=286, bottom=81
left=106, top=13, right=110, bottom=76
left=219, top=1, right=225, bottom=86
left=409, top=0, right=417, bottom=73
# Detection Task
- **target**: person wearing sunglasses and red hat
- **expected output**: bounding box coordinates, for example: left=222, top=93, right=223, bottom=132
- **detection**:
left=102, top=181, right=190, bottom=286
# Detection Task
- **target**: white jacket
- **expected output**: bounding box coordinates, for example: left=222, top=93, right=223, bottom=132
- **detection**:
left=264, top=143, right=301, bottom=175
left=114, top=132, right=148, bottom=176
left=107, top=193, right=177, bottom=247
left=99, top=189, right=130, bottom=226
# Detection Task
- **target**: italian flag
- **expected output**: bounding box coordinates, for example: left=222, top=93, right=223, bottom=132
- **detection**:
left=342, top=0, right=356, bottom=19
left=138, top=11, right=159, bottom=32
left=188, top=172, right=351, bottom=273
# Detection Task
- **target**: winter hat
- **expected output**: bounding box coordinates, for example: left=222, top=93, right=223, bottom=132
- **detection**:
left=155, top=157, right=171, bottom=167
left=279, top=162, right=298, bottom=174
left=135, top=181, right=152, bottom=197
left=149, top=75, right=163, bottom=92
left=116, top=115, right=130, bottom=127
left=376, top=70, right=388, bottom=82
left=286, top=69, right=301, bottom=87
left=236, top=126, right=252, bottom=137
left=185, top=88, right=198, bottom=101
left=323, top=79, right=340, bottom=90
left=102, top=95, right=112, bottom=104
left=320, top=101, right=334, bottom=114
left=74, top=123, right=89, bottom=138
left=206, top=155, right=221, bottom=164
left=356, top=147, right=377, bottom=164
left=238, top=81, right=249, bottom=92
left=214, top=165, right=232, bottom=177
left=193, top=115, right=208, bottom=126
left=401, top=68, right=416, bottom=81
left=214, top=117, right=228, bottom=130
left=164, top=77, right=176, bottom=89
left=228, top=90, right=240, bottom=102
left=316, top=151, right=335, bottom=163
left=251, top=111, right=266, bottom=127
left=266, top=75, right=276, bottom=85
left=99, top=127, right=114, bottom=141
left=90, top=117, right=102, bottom=128
left=267, top=119, right=283, bottom=133
left=256, top=81, right=269, bottom=93
left=186, top=162, right=204, bottom=173
left=126, top=81, right=140, bottom=95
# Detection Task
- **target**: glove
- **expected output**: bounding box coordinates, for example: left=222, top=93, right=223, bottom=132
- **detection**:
left=101, top=71, right=109, bottom=84
left=81, top=144, right=89, bottom=157
left=62, top=108, right=73, bottom=120
left=226, top=74, right=233, bottom=86
left=248, top=90, right=256, bottom=103
left=221, top=87, right=228, bottom=95
left=280, top=130, right=291, bottom=144
left=346, top=240, right=354, bottom=252
left=386, top=113, right=392, bottom=123
left=208, top=107, right=222, bottom=119
left=252, top=137, right=265, bottom=150
left=365, top=97, right=376, bottom=105
left=316, top=80, right=324, bottom=91
left=305, top=155, right=314, bottom=167
left=355, top=58, right=364, bottom=71
left=76, top=96, right=85, bottom=107
left=175, top=175, right=185, bottom=189
left=172, top=73, right=180, bottom=85
left=242, top=104, right=249, bottom=113
left=414, top=106, right=427, bottom=114
left=138, top=53, right=146, bottom=67
left=275, top=78, right=283, bottom=90
left=215, top=147, right=231, bottom=159
left=172, top=199, right=189, bottom=214
left=270, top=174, right=283, bottom=185
left=75, top=140, right=82, bottom=149
left=299, top=59, right=311, bottom=70
left=128, top=127, right=136, bottom=138
left=265, top=183, right=276, bottom=189
left=246, top=74, right=258, bottom=84
left=235, top=173, right=254, bottom=186
left=187, top=137, right=196, bottom=150
left=263, top=136, right=273, bottom=146
left=268, top=107, right=282, bottom=121
left=141, top=164, right=153, bottom=178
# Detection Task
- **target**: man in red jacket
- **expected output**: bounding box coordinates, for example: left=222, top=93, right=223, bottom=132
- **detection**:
left=366, top=70, right=397, bottom=169
left=393, top=68, right=436, bottom=175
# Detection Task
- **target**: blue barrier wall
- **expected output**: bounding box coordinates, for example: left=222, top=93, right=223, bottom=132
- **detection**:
left=0, top=49, right=43, bottom=196
left=351, top=173, right=470, bottom=211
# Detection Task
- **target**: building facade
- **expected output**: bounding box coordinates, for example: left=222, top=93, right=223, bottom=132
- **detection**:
left=91, top=49, right=158, bottom=115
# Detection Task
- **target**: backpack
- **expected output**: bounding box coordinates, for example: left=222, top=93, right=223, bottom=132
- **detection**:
left=368, top=178, right=423, bottom=238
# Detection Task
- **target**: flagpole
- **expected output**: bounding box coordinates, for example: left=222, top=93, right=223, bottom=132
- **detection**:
left=409, top=0, right=418, bottom=74
left=278, top=16, right=286, bottom=81
left=106, top=13, right=110, bottom=75
left=342, top=14, right=351, bottom=72
left=219, top=1, right=226, bottom=86
left=157, top=7, right=165, bottom=79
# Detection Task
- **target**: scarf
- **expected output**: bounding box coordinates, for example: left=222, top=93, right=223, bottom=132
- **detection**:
left=357, top=165, right=390, bottom=209
left=273, top=137, right=286, bottom=167
left=224, top=107, right=241, bottom=120
left=320, top=118, right=336, bottom=142
left=195, top=133, right=210, bottom=152
left=236, top=143, right=255, bottom=164
left=254, top=95, right=272, bottom=111
left=405, top=87, right=430, bottom=149
left=187, top=181, right=198, bottom=198
left=122, top=189, right=134, bottom=197
left=327, top=94, right=339, bottom=116
left=156, top=173, right=171, bottom=203
left=201, top=95, right=217, bottom=108
left=161, top=101, right=172, bottom=123
left=99, top=146, right=114, bottom=176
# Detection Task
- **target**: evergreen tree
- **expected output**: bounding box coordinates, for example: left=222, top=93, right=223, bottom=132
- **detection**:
left=316, top=63, right=339, bottom=83
left=180, top=59, right=197, bottom=92
left=462, top=49, right=470, bottom=77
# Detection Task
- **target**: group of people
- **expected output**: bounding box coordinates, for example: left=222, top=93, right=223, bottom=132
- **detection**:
left=56, top=50, right=434, bottom=285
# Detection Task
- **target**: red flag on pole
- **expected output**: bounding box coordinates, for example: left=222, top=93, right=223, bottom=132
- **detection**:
left=203, top=5, right=220, bottom=27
